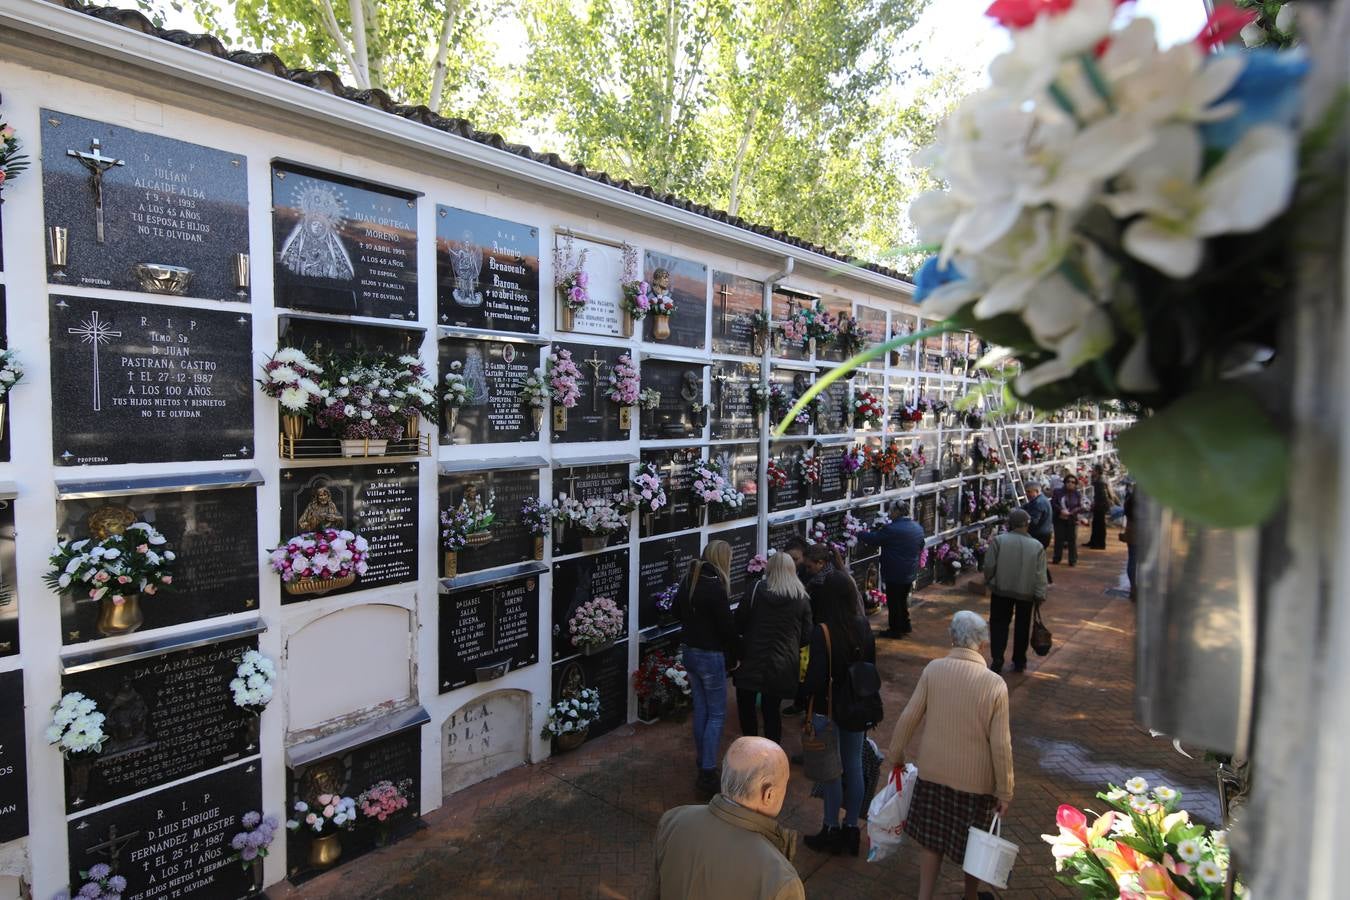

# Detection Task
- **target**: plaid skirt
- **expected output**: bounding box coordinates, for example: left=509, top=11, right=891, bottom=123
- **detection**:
left=903, top=779, right=998, bottom=864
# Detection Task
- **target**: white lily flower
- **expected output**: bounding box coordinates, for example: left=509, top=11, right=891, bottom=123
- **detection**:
left=1099, top=20, right=1245, bottom=126
left=1276, top=3, right=1297, bottom=37
left=1240, top=20, right=1268, bottom=48
left=1104, top=124, right=1298, bottom=278
left=987, top=0, right=1119, bottom=100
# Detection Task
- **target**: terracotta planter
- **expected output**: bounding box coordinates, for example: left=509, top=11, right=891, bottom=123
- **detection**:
left=282, top=413, right=305, bottom=441
left=96, top=594, right=143, bottom=637
left=555, top=728, right=588, bottom=752
left=653, top=315, right=671, bottom=341
left=444, top=551, right=458, bottom=577
left=580, top=535, right=608, bottom=553
left=283, top=573, right=355, bottom=597
left=340, top=438, right=387, bottom=457
left=308, top=832, right=343, bottom=869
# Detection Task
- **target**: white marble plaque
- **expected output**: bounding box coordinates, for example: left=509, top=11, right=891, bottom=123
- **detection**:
left=441, top=689, right=530, bottom=796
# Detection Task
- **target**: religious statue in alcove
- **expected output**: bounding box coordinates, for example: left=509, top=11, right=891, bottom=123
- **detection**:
left=680, top=370, right=704, bottom=430
left=298, top=757, right=349, bottom=809
left=298, top=485, right=345, bottom=532
left=104, top=677, right=151, bottom=754
left=462, top=345, right=489, bottom=406
left=448, top=229, right=485, bottom=308
left=279, top=182, right=356, bottom=282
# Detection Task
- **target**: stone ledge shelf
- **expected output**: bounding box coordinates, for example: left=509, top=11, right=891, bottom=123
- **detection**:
left=439, top=456, right=548, bottom=475
left=550, top=453, right=638, bottom=468
left=55, top=468, right=265, bottom=500
left=438, top=560, right=548, bottom=594
left=437, top=325, right=548, bottom=345
left=286, top=704, right=430, bottom=767
left=276, top=310, right=426, bottom=335
left=0, top=482, right=17, bottom=501
left=61, top=617, right=267, bottom=674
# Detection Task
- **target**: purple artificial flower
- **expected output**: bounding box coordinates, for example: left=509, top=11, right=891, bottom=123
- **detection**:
left=231, top=833, right=248, bottom=851
left=87, top=866, right=111, bottom=882
left=242, top=811, right=262, bottom=828
left=106, top=878, right=127, bottom=893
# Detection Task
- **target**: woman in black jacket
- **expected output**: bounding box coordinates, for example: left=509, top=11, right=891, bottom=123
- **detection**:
left=734, top=552, right=812, bottom=745
left=676, top=539, right=737, bottom=793
left=802, top=570, right=877, bottom=857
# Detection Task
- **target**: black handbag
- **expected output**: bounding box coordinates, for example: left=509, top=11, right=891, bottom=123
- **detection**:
left=1030, top=602, right=1053, bottom=656
left=802, top=625, right=843, bottom=783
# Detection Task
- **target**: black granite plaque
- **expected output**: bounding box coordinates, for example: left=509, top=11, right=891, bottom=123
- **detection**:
left=437, top=205, right=539, bottom=333
left=768, top=441, right=809, bottom=513
left=279, top=463, right=418, bottom=602
left=711, top=272, right=762, bottom=356
left=58, top=488, right=258, bottom=645
left=552, top=549, right=629, bottom=661
left=67, top=760, right=260, bottom=900
left=50, top=295, right=253, bottom=466
left=915, top=558, right=935, bottom=590
left=0, top=670, right=27, bottom=842
left=0, top=500, right=15, bottom=657
left=815, top=444, right=847, bottom=504
left=551, top=641, right=629, bottom=740
left=644, top=251, right=706, bottom=349
left=715, top=524, right=758, bottom=604
left=940, top=488, right=962, bottom=533
left=813, top=510, right=847, bottom=551
left=708, top=443, right=758, bottom=525
left=439, top=574, right=540, bottom=692
left=640, top=448, right=701, bottom=536
left=0, top=288, right=9, bottom=463
left=916, top=492, right=938, bottom=536
left=818, top=298, right=852, bottom=363
left=40, top=110, right=249, bottom=302
left=639, top=359, right=705, bottom=440
left=61, top=636, right=258, bottom=812
left=768, top=520, right=807, bottom=552
left=552, top=464, right=629, bottom=555
left=440, top=469, right=541, bottom=576
left=638, top=534, right=699, bottom=630
left=272, top=164, right=417, bottom=320
left=771, top=290, right=812, bottom=361
left=709, top=361, right=760, bottom=441
left=817, top=378, right=850, bottom=435
left=440, top=337, right=539, bottom=445
left=856, top=306, right=886, bottom=369
left=855, top=438, right=882, bottom=497
left=851, top=502, right=884, bottom=562
left=769, top=367, right=811, bottom=437
left=551, top=342, right=628, bottom=443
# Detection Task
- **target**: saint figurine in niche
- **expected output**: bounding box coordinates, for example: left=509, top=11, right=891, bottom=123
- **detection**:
left=449, top=230, right=485, bottom=308
left=679, top=371, right=701, bottom=419
left=279, top=182, right=357, bottom=283
left=298, top=758, right=349, bottom=809
left=87, top=504, right=137, bottom=540
left=650, top=268, right=672, bottom=300
left=298, top=485, right=344, bottom=533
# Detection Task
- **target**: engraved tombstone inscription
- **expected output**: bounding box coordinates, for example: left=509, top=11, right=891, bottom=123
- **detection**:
left=637, top=533, right=699, bottom=630
left=716, top=524, right=758, bottom=603
left=640, top=448, right=701, bottom=536
left=566, top=238, right=626, bottom=337
left=439, top=337, right=537, bottom=445
left=815, top=444, right=848, bottom=504
left=0, top=670, right=27, bottom=842
left=551, top=641, right=628, bottom=740
left=437, top=205, right=539, bottom=333
left=639, top=359, right=705, bottom=440
left=551, top=342, right=628, bottom=443
left=768, top=520, right=807, bottom=553
left=441, top=691, right=530, bottom=796
left=440, top=469, right=541, bottom=575
left=709, top=361, right=760, bottom=441
left=768, top=441, right=809, bottom=513
left=551, top=548, right=629, bottom=661
left=438, top=575, right=540, bottom=692
left=551, top=464, right=629, bottom=555
left=707, top=443, right=758, bottom=525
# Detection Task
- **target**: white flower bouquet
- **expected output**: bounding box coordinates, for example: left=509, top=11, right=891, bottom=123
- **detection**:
left=443, top=360, right=471, bottom=408
left=553, top=495, right=629, bottom=536
left=0, top=349, right=23, bottom=399
left=46, top=691, right=107, bottom=758
left=230, top=650, right=276, bottom=714
left=45, top=522, right=175, bottom=605
left=541, top=688, right=601, bottom=738
left=258, top=347, right=326, bottom=417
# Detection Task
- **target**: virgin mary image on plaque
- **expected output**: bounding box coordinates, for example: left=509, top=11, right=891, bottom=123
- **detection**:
left=449, top=230, right=485, bottom=308
left=279, top=182, right=357, bottom=282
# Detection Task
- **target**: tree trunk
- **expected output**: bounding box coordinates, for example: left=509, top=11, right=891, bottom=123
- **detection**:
left=428, top=0, right=461, bottom=111
left=347, top=0, right=370, bottom=87
left=363, top=0, right=385, bottom=91
left=317, top=0, right=364, bottom=87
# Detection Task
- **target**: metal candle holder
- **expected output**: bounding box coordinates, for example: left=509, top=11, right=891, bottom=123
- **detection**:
left=47, top=226, right=69, bottom=279
left=232, top=252, right=251, bottom=297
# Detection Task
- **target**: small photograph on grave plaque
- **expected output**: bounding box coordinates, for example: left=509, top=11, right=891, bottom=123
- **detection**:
left=0, top=671, right=28, bottom=842
left=550, top=342, right=629, bottom=443
left=278, top=463, right=418, bottom=602
left=644, top=251, right=707, bottom=348
left=640, top=448, right=701, bottom=536
left=272, top=163, right=418, bottom=320
left=439, top=574, right=540, bottom=692
left=0, top=500, right=15, bottom=657
left=711, top=272, right=763, bottom=356
left=50, top=295, right=254, bottom=466
left=56, top=487, right=258, bottom=645
left=639, top=359, right=706, bottom=440
left=708, top=444, right=758, bottom=525
left=709, top=361, right=760, bottom=441
left=715, top=523, right=758, bottom=603
left=58, top=635, right=260, bottom=812
left=637, top=533, right=699, bottom=631
left=40, top=110, right=250, bottom=302
left=551, top=641, right=629, bottom=740
left=66, top=759, right=261, bottom=900
left=768, top=441, right=810, bottom=513
left=439, top=337, right=538, bottom=445
left=552, top=464, right=629, bottom=555
left=287, top=724, right=422, bottom=878
left=440, top=469, right=541, bottom=576
left=552, top=548, right=629, bottom=661
left=437, top=205, right=539, bottom=333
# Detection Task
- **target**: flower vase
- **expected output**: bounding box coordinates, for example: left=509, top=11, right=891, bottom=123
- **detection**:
left=808, top=337, right=816, bottom=357
left=243, top=713, right=261, bottom=751
left=653, top=315, right=671, bottom=341
left=308, top=832, right=343, bottom=869
left=444, top=551, right=458, bottom=578
left=404, top=414, right=420, bottom=441
left=96, top=594, right=143, bottom=637
left=553, top=406, right=568, bottom=431
left=772, top=333, right=783, bottom=356
left=533, top=537, right=545, bottom=560
left=531, top=406, right=544, bottom=433
left=637, top=700, right=661, bottom=725
left=753, top=331, right=766, bottom=356
left=643, top=511, right=654, bottom=534
left=444, top=406, right=460, bottom=440
left=555, top=728, right=588, bottom=752
left=580, top=535, right=608, bottom=553
left=66, top=753, right=95, bottom=807
left=559, top=298, right=576, bottom=332
left=247, top=859, right=264, bottom=895
left=622, top=309, right=634, bottom=338
left=619, top=406, right=632, bottom=430
left=340, top=438, right=387, bottom=457
left=375, top=821, right=393, bottom=848
left=581, top=638, right=615, bottom=657
left=281, top=413, right=305, bottom=442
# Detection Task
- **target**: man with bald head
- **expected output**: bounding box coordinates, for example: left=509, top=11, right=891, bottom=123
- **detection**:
left=655, top=737, right=803, bottom=899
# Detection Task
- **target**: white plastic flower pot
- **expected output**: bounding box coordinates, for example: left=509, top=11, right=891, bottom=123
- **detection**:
left=962, top=814, right=1019, bottom=889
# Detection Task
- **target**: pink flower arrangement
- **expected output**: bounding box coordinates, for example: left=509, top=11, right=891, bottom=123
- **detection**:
left=692, top=460, right=745, bottom=509
left=569, top=596, right=625, bottom=649
left=268, top=529, right=370, bottom=582
left=649, top=292, right=676, bottom=317
left=622, top=280, right=652, bottom=318
left=630, top=463, right=667, bottom=514
left=918, top=546, right=929, bottom=568
left=605, top=354, right=641, bottom=407
left=867, top=588, right=888, bottom=609
left=554, top=237, right=590, bottom=311
left=747, top=553, right=770, bottom=575
left=357, top=779, right=413, bottom=822
left=546, top=349, right=583, bottom=408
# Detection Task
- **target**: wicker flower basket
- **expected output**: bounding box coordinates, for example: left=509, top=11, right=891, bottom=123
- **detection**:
left=283, top=573, right=356, bottom=596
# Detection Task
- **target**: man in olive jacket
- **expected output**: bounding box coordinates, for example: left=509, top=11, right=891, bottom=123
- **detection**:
left=655, top=737, right=803, bottom=900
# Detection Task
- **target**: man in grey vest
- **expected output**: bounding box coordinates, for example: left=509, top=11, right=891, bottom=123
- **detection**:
left=983, top=508, right=1048, bottom=674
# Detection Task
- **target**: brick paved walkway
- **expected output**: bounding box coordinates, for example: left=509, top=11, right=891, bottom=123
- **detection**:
left=273, top=543, right=1218, bottom=899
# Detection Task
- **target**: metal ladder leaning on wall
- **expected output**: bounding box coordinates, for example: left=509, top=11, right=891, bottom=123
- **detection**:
left=972, top=363, right=1030, bottom=505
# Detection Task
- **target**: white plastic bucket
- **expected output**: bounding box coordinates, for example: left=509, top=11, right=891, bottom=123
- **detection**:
left=962, top=813, right=1019, bottom=889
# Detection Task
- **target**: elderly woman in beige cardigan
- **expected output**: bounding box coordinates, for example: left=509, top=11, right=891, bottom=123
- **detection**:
left=887, top=611, right=1014, bottom=900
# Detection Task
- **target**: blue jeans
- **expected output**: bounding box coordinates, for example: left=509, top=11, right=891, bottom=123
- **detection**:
left=813, top=714, right=864, bottom=827
left=683, top=648, right=727, bottom=771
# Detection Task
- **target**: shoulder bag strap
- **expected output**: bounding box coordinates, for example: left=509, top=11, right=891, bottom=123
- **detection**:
left=821, top=624, right=834, bottom=719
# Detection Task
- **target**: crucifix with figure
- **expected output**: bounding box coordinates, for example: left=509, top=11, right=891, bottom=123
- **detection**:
left=584, top=350, right=606, bottom=413
left=67, top=138, right=125, bottom=244
left=69, top=310, right=122, bottom=412
left=85, top=824, right=140, bottom=871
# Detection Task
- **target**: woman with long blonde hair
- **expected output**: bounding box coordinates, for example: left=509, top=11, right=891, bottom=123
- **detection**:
left=676, top=539, right=737, bottom=793
left=734, top=551, right=812, bottom=745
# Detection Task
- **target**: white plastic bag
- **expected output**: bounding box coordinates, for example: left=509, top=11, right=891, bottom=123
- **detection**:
left=866, top=763, right=917, bottom=862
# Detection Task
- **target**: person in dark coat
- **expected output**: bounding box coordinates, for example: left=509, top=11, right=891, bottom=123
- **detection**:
left=856, top=500, right=925, bottom=638
left=1085, top=465, right=1114, bottom=549
left=803, top=544, right=851, bottom=623
left=734, top=552, right=812, bottom=745
left=677, top=540, right=738, bottom=794
left=1022, top=483, right=1053, bottom=548
left=1051, top=474, right=1085, bottom=566
left=801, top=571, right=877, bottom=858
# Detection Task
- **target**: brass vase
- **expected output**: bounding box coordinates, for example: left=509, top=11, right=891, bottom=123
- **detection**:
left=553, top=406, right=568, bottom=431
left=0, top=401, right=7, bottom=441
left=560, top=300, right=576, bottom=331
left=96, top=594, right=143, bottom=637
left=622, top=309, right=634, bottom=338
left=248, top=859, right=265, bottom=894
left=531, top=407, right=544, bottom=433
left=653, top=315, right=671, bottom=341
left=308, top=832, right=343, bottom=869
left=405, top=414, right=420, bottom=440
left=619, top=406, right=632, bottom=430
left=281, top=413, right=305, bottom=441
left=444, top=551, right=458, bottom=577
left=533, top=537, right=545, bottom=560
left=282, top=574, right=356, bottom=597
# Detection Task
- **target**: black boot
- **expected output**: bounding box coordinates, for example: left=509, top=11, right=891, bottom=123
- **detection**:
left=803, top=826, right=842, bottom=854
left=840, top=825, right=861, bottom=857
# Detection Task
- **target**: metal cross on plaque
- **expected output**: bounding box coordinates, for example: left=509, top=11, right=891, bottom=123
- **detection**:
left=67, top=138, right=126, bottom=244
left=69, top=310, right=122, bottom=412
left=584, top=350, right=606, bottom=413
left=711, top=368, right=732, bottom=420
left=717, top=282, right=732, bottom=336
left=86, top=824, right=140, bottom=870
